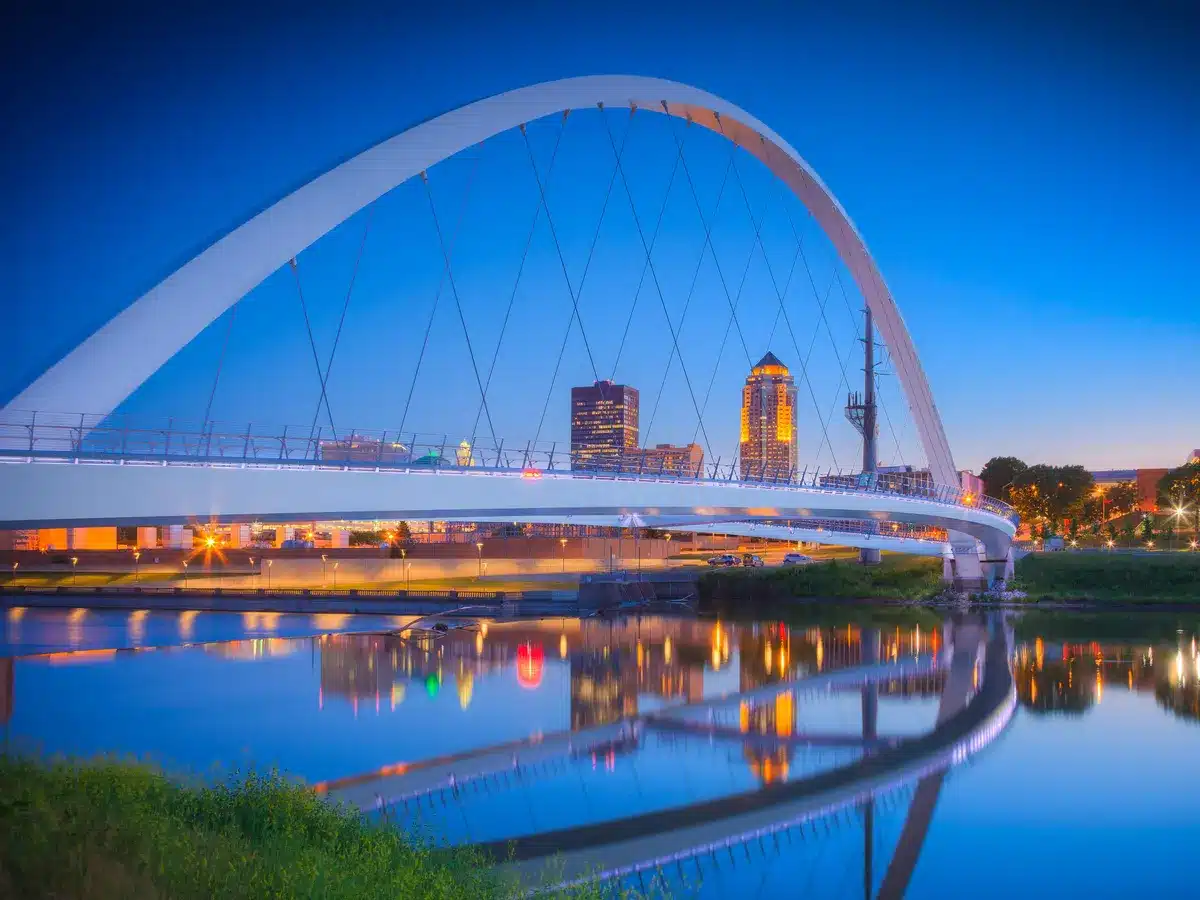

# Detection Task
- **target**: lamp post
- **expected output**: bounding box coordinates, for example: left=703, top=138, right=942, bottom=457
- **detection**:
left=70, top=556, right=78, bottom=585
left=11, top=561, right=17, bottom=584
left=248, top=557, right=254, bottom=590
left=476, top=541, right=484, bottom=578
left=405, top=561, right=411, bottom=592
left=133, top=550, right=141, bottom=584
left=321, top=554, right=328, bottom=587
left=560, top=537, right=567, bottom=573
left=266, top=558, right=273, bottom=589
left=332, top=561, right=339, bottom=589
left=182, top=559, right=189, bottom=588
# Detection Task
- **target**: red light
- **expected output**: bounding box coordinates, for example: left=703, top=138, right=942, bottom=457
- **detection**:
left=517, top=642, right=544, bottom=689
left=521, top=468, right=542, bottom=480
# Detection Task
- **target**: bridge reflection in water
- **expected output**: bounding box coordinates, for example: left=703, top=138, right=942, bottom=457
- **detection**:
left=312, top=614, right=1011, bottom=897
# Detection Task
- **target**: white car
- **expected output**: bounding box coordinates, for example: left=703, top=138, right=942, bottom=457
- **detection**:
left=782, top=553, right=815, bottom=566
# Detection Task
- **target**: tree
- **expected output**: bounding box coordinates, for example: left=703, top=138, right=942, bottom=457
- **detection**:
left=1013, top=464, right=1094, bottom=532
left=1139, top=515, right=1155, bottom=542
left=980, top=457, right=1028, bottom=502
left=1106, top=521, right=1119, bottom=543
left=1107, top=481, right=1138, bottom=517
left=1159, top=462, right=1200, bottom=533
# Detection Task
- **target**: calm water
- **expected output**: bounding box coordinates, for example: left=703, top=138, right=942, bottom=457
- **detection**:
left=3, top=604, right=1198, bottom=898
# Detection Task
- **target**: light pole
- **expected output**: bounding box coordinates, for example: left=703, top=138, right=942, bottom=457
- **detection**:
left=405, top=561, right=411, bottom=592
left=11, top=561, right=17, bottom=584
left=182, top=559, right=189, bottom=588
left=266, top=558, right=273, bottom=589
left=321, top=554, right=328, bottom=587
left=248, top=557, right=254, bottom=590
left=476, top=542, right=484, bottom=578
left=332, top=561, right=339, bottom=589
left=133, top=550, right=141, bottom=584
left=560, top=537, right=567, bottom=573
left=70, top=556, right=78, bottom=585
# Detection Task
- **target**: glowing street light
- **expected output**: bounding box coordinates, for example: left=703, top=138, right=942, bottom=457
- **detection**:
left=182, top=559, right=189, bottom=588
left=266, top=558, right=273, bottom=589
left=476, top=541, right=484, bottom=578
left=132, top=550, right=141, bottom=584
left=321, top=554, right=328, bottom=586
left=10, top=561, right=17, bottom=583
left=70, top=556, right=78, bottom=585
left=332, top=560, right=339, bottom=589
left=560, top=537, right=568, bottom=572
left=1106, top=540, right=1115, bottom=551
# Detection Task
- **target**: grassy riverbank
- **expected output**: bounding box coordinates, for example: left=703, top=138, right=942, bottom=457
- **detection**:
left=1015, top=553, right=1200, bottom=603
left=0, top=756, right=620, bottom=900
left=698, top=555, right=943, bottom=608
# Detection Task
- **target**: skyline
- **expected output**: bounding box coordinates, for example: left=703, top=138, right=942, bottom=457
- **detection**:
left=3, top=1, right=1198, bottom=472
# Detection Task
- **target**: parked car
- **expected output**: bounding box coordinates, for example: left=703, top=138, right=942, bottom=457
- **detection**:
left=782, top=552, right=816, bottom=566
left=706, top=554, right=739, bottom=568
left=741, top=554, right=765, bottom=567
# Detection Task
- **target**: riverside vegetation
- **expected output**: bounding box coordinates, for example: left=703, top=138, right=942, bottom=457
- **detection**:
left=0, top=756, right=654, bottom=900
left=698, top=552, right=1200, bottom=606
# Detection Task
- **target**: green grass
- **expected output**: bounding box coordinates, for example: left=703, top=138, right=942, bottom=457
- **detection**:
left=698, top=555, right=943, bottom=607
left=1015, top=552, right=1200, bottom=603
left=0, top=755, right=650, bottom=900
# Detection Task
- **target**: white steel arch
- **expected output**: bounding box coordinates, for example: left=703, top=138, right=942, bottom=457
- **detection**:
left=2, top=75, right=957, bottom=485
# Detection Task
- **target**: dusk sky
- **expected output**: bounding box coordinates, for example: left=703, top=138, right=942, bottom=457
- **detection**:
left=3, top=0, right=1197, bottom=473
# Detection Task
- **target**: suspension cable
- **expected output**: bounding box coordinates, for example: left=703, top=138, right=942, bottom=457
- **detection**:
left=201, top=304, right=237, bottom=434
left=598, top=106, right=715, bottom=461
left=470, top=111, right=569, bottom=440
left=290, top=256, right=337, bottom=441
left=610, top=113, right=688, bottom=380
left=306, top=205, right=375, bottom=444
left=643, top=122, right=744, bottom=451
left=397, top=155, right=482, bottom=439
left=684, top=193, right=768, bottom=450
left=781, top=192, right=906, bottom=468
left=420, top=168, right=499, bottom=446
left=529, top=109, right=630, bottom=446
left=641, top=121, right=739, bottom=447
left=720, top=122, right=839, bottom=470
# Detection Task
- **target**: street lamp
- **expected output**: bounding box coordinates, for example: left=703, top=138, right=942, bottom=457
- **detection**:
left=332, top=561, right=339, bottom=589
left=182, top=559, right=189, bottom=588
left=405, top=561, right=411, bottom=592
left=321, top=554, right=328, bottom=586
left=560, top=537, right=567, bottom=573
left=476, top=542, right=484, bottom=578
left=70, top=556, right=78, bottom=585
left=11, top=561, right=17, bottom=583
left=266, top=558, right=273, bottom=589
left=1106, top=540, right=1115, bottom=552
left=133, top=550, right=141, bottom=584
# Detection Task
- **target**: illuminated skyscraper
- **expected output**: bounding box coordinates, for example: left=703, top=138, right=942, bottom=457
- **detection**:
left=739, top=352, right=797, bottom=480
left=571, top=381, right=639, bottom=471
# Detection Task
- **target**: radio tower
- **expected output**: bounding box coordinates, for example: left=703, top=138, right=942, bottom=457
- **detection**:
left=845, top=307, right=880, bottom=565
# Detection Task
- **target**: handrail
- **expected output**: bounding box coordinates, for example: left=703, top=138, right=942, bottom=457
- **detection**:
left=0, top=410, right=1017, bottom=523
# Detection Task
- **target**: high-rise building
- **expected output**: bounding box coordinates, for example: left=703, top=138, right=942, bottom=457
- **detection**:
left=571, top=381, right=639, bottom=471
left=739, top=352, right=797, bottom=480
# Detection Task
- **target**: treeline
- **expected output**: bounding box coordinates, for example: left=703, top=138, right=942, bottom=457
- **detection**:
left=980, top=456, right=1200, bottom=541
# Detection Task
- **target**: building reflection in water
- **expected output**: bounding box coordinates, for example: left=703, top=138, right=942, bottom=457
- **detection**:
left=1015, top=636, right=1200, bottom=722
left=314, top=617, right=949, bottom=785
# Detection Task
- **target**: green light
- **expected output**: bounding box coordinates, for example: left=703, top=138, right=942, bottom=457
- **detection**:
left=425, top=673, right=440, bottom=698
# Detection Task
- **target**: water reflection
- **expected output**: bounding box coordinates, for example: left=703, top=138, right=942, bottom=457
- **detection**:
left=1015, top=636, right=1200, bottom=721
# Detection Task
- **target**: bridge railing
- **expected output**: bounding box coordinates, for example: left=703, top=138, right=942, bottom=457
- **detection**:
left=0, top=411, right=1017, bottom=523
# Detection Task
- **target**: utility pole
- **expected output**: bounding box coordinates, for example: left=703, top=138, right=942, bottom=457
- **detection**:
left=846, top=307, right=881, bottom=565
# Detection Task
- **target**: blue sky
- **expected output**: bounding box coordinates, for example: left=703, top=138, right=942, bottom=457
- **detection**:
left=3, top=0, right=1197, bottom=472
